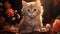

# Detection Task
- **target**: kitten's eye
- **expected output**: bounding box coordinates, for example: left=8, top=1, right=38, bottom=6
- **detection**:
left=27, top=9, right=30, bottom=12
left=34, top=9, right=36, bottom=11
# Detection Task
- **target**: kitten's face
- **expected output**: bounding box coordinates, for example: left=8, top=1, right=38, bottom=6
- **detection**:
left=22, top=0, right=41, bottom=18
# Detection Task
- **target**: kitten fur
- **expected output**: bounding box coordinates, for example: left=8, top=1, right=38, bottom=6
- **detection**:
left=19, top=0, right=43, bottom=33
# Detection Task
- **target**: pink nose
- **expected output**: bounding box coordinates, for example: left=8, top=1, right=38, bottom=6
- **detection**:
left=30, top=11, right=33, bottom=14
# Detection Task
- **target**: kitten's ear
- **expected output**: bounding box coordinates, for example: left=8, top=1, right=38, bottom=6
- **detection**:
left=22, top=1, right=27, bottom=14
left=22, top=1, right=27, bottom=7
left=35, top=0, right=41, bottom=7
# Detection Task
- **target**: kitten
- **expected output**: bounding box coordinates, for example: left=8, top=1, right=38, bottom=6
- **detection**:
left=19, top=0, right=42, bottom=33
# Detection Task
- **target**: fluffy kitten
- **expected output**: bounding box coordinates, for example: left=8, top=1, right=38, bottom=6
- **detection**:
left=19, top=0, right=42, bottom=33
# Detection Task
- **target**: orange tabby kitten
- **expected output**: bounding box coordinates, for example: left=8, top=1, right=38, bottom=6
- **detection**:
left=19, top=0, right=42, bottom=33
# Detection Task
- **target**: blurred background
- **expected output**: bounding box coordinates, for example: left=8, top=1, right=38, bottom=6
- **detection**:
left=0, top=0, right=60, bottom=34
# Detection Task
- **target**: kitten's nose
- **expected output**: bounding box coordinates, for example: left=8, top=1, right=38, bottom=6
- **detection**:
left=30, top=11, right=33, bottom=14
